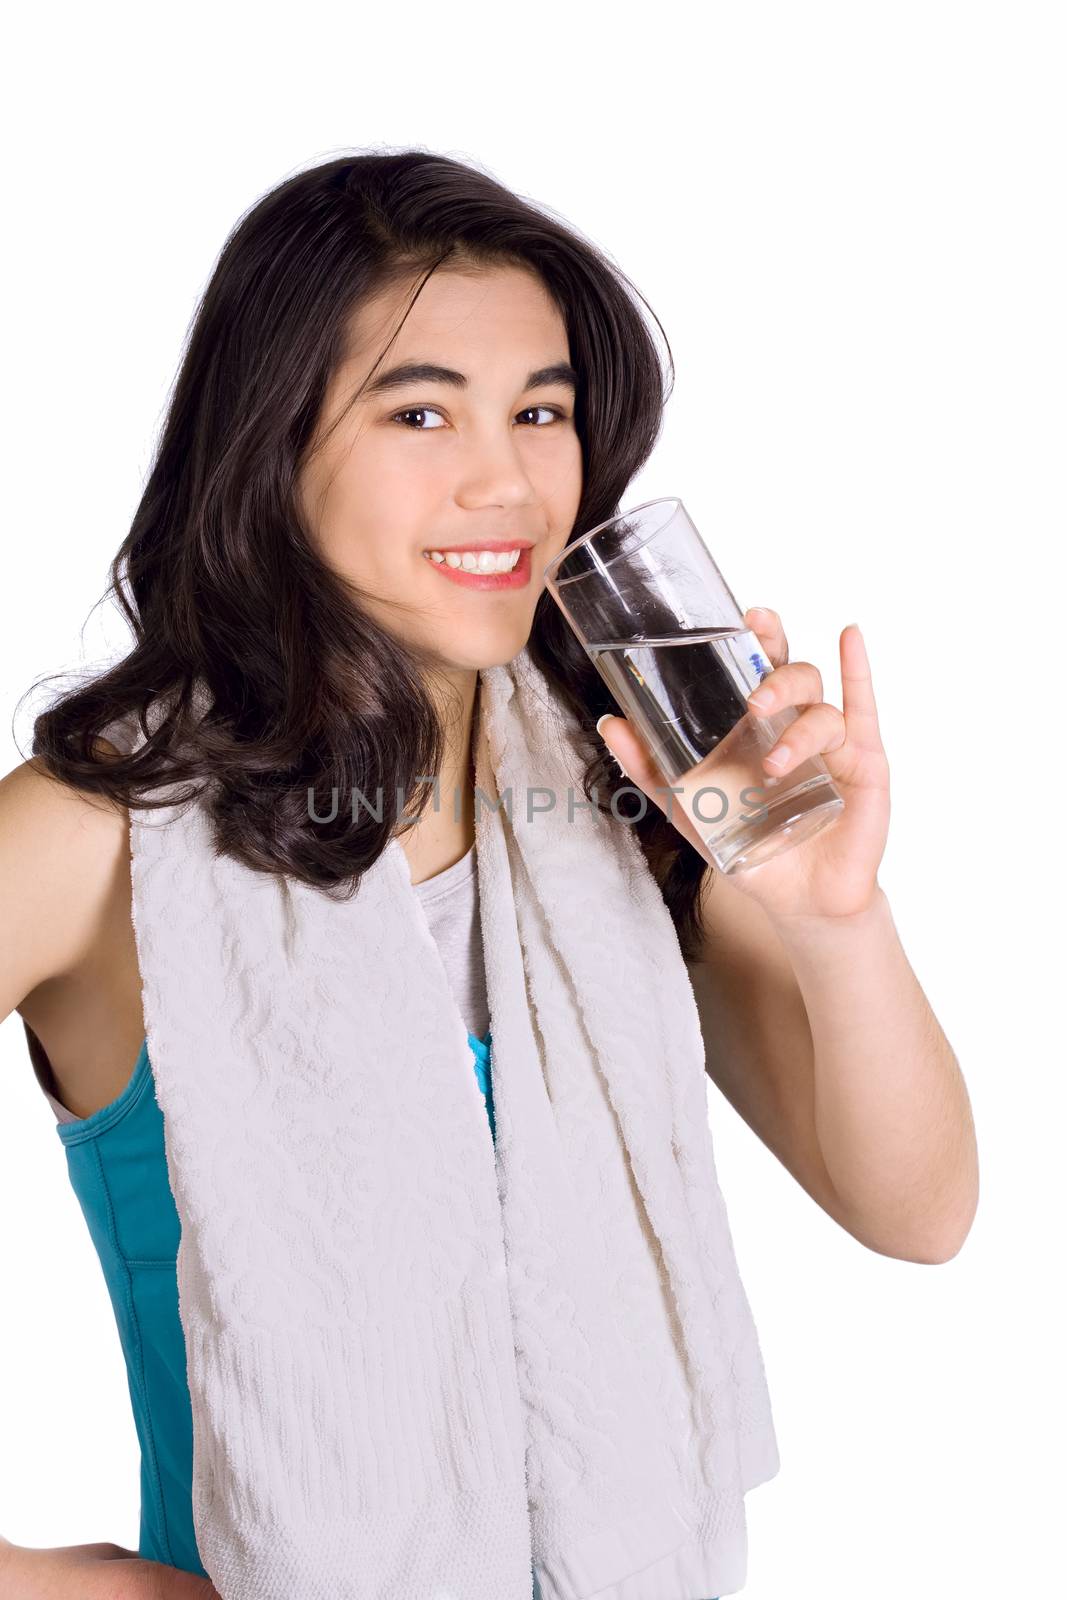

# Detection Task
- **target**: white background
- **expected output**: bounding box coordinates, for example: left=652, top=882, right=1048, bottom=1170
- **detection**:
left=1, top=3, right=1064, bottom=1596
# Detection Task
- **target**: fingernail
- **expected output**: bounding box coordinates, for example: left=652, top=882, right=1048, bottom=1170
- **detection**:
left=595, top=713, right=612, bottom=736
left=747, top=689, right=773, bottom=710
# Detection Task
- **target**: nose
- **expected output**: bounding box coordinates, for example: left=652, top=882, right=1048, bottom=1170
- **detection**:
left=452, top=425, right=543, bottom=514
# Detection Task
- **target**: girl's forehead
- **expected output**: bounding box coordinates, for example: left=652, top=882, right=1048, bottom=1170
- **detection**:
left=344, top=264, right=563, bottom=367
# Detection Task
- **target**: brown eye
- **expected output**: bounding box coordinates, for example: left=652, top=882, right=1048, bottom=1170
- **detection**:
left=389, top=406, right=447, bottom=431
left=517, top=405, right=569, bottom=426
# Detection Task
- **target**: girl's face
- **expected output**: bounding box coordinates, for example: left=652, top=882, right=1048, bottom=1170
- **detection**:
left=299, top=262, right=584, bottom=671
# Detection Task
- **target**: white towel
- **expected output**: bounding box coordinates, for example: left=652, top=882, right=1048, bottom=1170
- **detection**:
left=112, top=644, right=779, bottom=1599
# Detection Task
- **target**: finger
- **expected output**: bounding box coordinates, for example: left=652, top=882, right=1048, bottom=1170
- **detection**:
left=746, top=659, right=823, bottom=717
left=760, top=702, right=847, bottom=776
left=839, top=625, right=883, bottom=752
left=744, top=606, right=789, bottom=667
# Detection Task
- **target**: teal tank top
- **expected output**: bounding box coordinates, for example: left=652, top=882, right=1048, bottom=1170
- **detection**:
left=54, top=1029, right=495, bottom=1579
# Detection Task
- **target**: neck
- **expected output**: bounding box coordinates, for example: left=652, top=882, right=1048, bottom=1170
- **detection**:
left=396, top=666, right=480, bottom=885
left=430, top=664, right=480, bottom=801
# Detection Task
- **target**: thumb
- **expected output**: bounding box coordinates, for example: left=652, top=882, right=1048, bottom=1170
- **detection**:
left=595, top=712, right=663, bottom=790
left=595, top=712, right=630, bottom=779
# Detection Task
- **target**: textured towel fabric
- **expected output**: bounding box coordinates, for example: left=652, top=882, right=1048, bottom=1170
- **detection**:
left=27, top=1025, right=495, bottom=1578
left=107, top=644, right=779, bottom=1599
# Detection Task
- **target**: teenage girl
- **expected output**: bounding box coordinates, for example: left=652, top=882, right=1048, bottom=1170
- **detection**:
left=0, top=150, right=975, bottom=1598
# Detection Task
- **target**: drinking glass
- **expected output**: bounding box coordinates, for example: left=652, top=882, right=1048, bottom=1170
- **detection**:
left=543, top=497, right=844, bottom=873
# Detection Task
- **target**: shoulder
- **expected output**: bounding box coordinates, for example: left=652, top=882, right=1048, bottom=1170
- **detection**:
left=0, top=736, right=129, bottom=833
left=0, top=739, right=130, bottom=1021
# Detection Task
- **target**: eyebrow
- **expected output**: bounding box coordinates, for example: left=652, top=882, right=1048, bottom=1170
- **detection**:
left=359, top=359, right=579, bottom=399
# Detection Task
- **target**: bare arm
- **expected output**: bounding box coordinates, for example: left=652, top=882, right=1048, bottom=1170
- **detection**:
left=689, top=870, right=978, bottom=1263
left=686, top=874, right=859, bottom=1240
left=0, top=757, right=197, bottom=1592
left=0, top=750, right=125, bottom=1028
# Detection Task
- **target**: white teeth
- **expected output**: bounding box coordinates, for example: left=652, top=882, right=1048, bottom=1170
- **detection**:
left=425, top=548, right=523, bottom=573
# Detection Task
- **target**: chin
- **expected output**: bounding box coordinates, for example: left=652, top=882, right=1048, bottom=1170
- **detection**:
left=434, top=621, right=536, bottom=674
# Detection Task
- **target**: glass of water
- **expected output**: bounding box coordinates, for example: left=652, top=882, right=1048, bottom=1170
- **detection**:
left=543, top=496, right=845, bottom=873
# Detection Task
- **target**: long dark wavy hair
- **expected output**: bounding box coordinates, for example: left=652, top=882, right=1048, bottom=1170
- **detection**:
left=22, top=148, right=713, bottom=960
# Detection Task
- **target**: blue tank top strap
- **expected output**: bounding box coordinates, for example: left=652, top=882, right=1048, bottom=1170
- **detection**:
left=468, top=1029, right=494, bottom=1138
left=54, top=1037, right=196, bottom=1568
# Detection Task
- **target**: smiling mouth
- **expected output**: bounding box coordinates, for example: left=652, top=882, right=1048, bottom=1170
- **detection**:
left=422, top=546, right=533, bottom=589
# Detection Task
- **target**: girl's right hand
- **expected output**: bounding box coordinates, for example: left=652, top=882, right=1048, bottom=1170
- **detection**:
left=0, top=1534, right=221, bottom=1596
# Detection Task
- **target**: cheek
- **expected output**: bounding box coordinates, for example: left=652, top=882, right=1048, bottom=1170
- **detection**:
left=539, top=434, right=584, bottom=516
left=319, top=447, right=435, bottom=575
